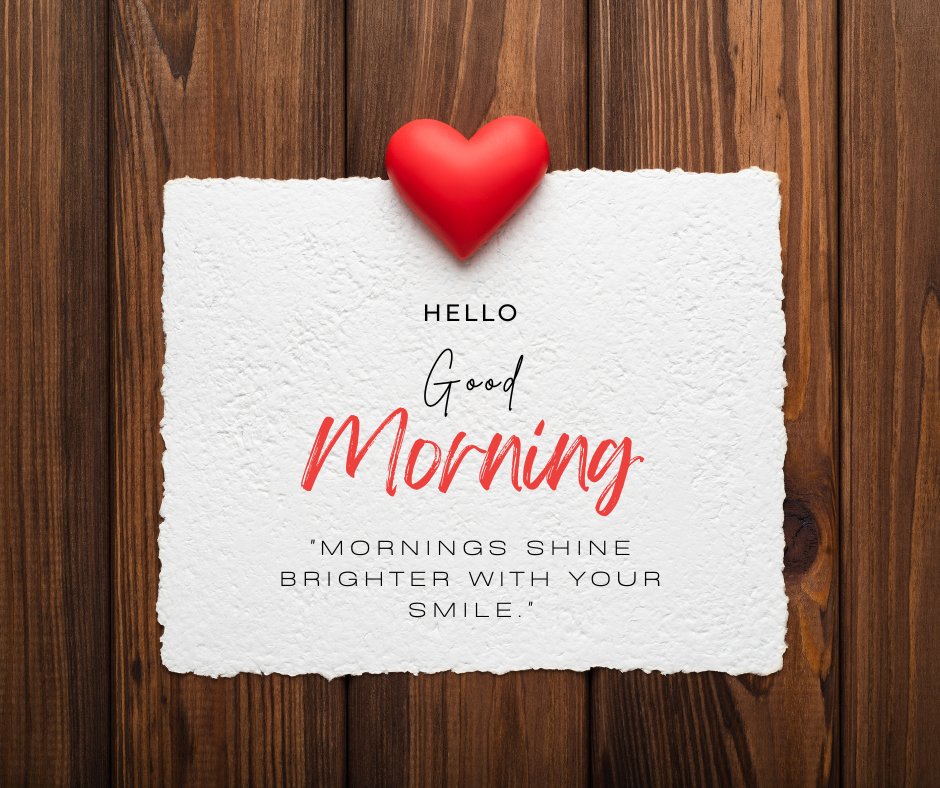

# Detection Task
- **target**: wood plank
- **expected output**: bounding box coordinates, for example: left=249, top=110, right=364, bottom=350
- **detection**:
left=0, top=0, right=110, bottom=783
left=110, top=2, right=346, bottom=784
left=841, top=0, right=940, bottom=782
left=345, top=1, right=589, bottom=784
left=589, top=0, right=839, bottom=784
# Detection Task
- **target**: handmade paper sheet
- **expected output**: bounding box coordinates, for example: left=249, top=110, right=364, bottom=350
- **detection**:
left=160, top=169, right=787, bottom=678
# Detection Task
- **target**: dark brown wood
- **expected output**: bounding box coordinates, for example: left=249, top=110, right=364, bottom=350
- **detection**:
left=4, top=0, right=939, bottom=780
left=0, top=0, right=110, bottom=784
left=110, top=1, right=347, bottom=784
left=347, top=671, right=589, bottom=787
left=345, top=1, right=589, bottom=784
left=589, top=0, right=840, bottom=784
left=841, top=0, right=940, bottom=783
left=347, top=0, right=586, bottom=174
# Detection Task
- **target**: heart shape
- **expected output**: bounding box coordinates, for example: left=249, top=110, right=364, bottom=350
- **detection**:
left=385, top=116, right=550, bottom=260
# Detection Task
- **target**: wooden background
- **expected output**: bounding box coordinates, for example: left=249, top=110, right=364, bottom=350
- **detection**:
left=1, top=0, right=937, bottom=784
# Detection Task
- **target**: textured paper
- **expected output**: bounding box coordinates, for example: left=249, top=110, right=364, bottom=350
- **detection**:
left=160, top=169, right=787, bottom=678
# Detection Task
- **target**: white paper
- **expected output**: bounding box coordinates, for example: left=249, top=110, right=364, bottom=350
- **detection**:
left=160, top=169, right=787, bottom=678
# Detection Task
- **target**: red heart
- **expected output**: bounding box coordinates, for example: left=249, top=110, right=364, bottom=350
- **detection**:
left=385, top=117, right=550, bottom=260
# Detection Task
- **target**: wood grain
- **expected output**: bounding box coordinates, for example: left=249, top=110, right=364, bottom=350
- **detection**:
left=345, top=1, right=589, bottom=784
left=841, top=0, right=940, bottom=783
left=4, top=0, right=939, bottom=781
left=110, top=1, right=346, bottom=784
left=0, top=0, right=110, bottom=784
left=590, top=0, right=840, bottom=784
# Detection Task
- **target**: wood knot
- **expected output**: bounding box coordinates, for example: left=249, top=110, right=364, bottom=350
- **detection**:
left=783, top=498, right=819, bottom=577
left=130, top=656, right=142, bottom=684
